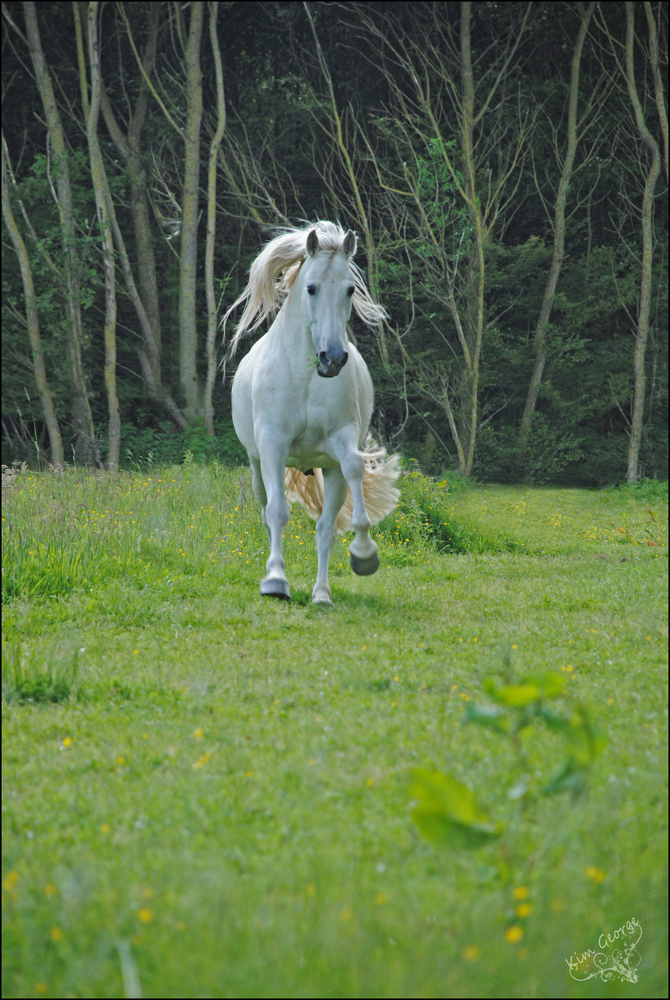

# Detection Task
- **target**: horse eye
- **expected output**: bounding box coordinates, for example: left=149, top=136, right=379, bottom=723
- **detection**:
left=306, top=284, right=317, bottom=296
left=347, top=285, right=355, bottom=297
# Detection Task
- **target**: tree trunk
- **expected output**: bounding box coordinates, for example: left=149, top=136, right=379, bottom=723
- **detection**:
left=98, top=6, right=187, bottom=431
left=204, top=1, right=226, bottom=436
left=356, top=1, right=533, bottom=476
left=24, top=1, right=99, bottom=465
left=180, top=2, right=205, bottom=424
left=2, top=136, right=64, bottom=468
left=459, top=1, right=485, bottom=477
left=517, top=2, right=595, bottom=465
left=624, top=2, right=662, bottom=482
left=84, top=2, right=120, bottom=471
left=126, top=6, right=163, bottom=369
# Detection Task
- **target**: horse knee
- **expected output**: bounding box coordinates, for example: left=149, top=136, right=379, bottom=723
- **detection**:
left=266, top=495, right=289, bottom=531
left=341, top=451, right=364, bottom=482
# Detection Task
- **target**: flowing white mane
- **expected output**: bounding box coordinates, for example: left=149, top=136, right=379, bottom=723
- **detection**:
left=223, top=221, right=388, bottom=356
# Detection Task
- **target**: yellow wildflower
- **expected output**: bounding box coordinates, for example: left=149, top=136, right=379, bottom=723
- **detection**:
left=505, top=926, right=524, bottom=944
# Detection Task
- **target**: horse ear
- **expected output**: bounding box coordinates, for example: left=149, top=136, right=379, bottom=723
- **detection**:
left=306, top=229, right=320, bottom=257
left=343, top=230, right=357, bottom=258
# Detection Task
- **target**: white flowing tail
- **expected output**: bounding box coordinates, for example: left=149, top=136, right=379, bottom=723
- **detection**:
left=285, top=444, right=400, bottom=535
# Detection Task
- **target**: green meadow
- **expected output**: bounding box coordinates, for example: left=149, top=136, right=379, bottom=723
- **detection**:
left=2, top=464, right=668, bottom=998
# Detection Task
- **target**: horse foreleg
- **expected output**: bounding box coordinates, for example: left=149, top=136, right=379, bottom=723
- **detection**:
left=340, top=448, right=380, bottom=577
left=253, top=449, right=291, bottom=600
left=312, top=467, right=349, bottom=605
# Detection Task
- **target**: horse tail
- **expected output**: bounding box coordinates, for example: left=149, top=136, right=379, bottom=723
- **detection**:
left=285, top=445, right=400, bottom=536
left=284, top=466, right=326, bottom=523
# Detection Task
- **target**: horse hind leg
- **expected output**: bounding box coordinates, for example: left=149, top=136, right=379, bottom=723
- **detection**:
left=312, top=467, right=349, bottom=605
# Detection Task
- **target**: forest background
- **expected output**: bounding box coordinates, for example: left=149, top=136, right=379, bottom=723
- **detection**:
left=2, top=1, right=668, bottom=486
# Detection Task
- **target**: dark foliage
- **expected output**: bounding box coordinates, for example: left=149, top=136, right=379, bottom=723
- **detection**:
left=2, top=1, right=667, bottom=484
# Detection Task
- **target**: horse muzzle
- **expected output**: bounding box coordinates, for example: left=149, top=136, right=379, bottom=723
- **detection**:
left=317, top=350, right=348, bottom=378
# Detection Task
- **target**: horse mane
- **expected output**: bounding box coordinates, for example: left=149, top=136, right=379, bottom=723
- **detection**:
left=223, top=221, right=388, bottom=356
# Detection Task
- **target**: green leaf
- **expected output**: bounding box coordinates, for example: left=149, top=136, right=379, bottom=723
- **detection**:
left=541, top=759, right=589, bottom=797
left=540, top=707, right=604, bottom=796
left=536, top=707, right=572, bottom=733
left=486, top=671, right=566, bottom=707
left=486, top=682, right=543, bottom=707
left=408, top=769, right=504, bottom=848
left=512, top=711, right=537, bottom=735
left=526, top=672, right=568, bottom=698
left=465, top=703, right=511, bottom=734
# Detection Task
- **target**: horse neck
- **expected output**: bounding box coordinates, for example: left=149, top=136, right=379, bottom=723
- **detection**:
left=273, top=268, right=311, bottom=354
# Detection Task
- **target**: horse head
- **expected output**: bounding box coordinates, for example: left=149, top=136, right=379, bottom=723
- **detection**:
left=303, top=228, right=357, bottom=377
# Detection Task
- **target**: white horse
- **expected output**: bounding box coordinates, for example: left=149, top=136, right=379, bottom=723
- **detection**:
left=224, top=221, right=400, bottom=605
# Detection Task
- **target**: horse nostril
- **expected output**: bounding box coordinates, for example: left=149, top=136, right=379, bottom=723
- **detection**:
left=317, top=349, right=346, bottom=375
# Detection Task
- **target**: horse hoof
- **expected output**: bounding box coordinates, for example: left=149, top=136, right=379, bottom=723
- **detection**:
left=350, top=550, right=380, bottom=576
left=261, top=578, right=291, bottom=600
left=312, top=594, right=334, bottom=607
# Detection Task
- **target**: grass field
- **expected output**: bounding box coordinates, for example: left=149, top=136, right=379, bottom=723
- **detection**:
left=2, top=463, right=668, bottom=998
